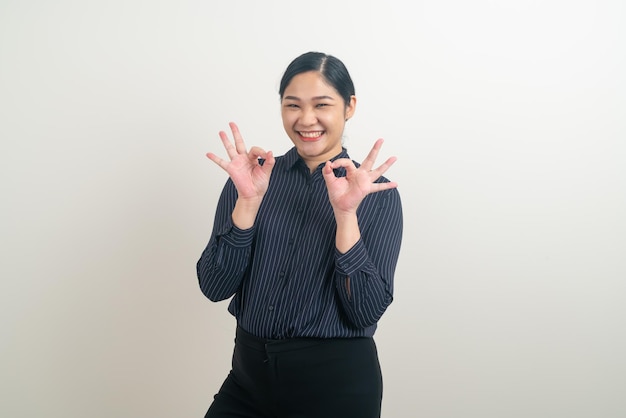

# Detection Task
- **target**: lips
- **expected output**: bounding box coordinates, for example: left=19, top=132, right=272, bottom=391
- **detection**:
left=298, top=131, right=324, bottom=141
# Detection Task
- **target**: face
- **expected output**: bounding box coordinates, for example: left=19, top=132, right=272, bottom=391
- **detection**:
left=281, top=71, right=356, bottom=171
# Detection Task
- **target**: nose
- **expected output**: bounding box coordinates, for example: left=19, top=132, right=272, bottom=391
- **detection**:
left=300, top=106, right=317, bottom=126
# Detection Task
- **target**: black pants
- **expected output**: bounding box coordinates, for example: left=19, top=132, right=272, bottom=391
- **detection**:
left=205, top=327, right=383, bottom=418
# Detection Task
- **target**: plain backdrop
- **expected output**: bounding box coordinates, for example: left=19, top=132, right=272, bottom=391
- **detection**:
left=1, top=1, right=625, bottom=417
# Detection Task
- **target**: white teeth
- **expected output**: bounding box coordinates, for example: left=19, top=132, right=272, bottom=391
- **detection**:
left=300, top=131, right=323, bottom=138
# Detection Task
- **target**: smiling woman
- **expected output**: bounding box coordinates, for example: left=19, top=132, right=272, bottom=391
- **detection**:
left=280, top=70, right=356, bottom=172
left=278, top=52, right=357, bottom=172
left=197, top=51, right=403, bottom=418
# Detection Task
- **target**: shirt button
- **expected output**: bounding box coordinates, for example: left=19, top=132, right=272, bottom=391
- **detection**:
left=268, top=305, right=274, bottom=311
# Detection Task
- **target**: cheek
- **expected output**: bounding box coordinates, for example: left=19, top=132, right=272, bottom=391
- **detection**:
left=324, top=112, right=345, bottom=129
left=281, top=113, right=296, bottom=132
left=281, top=108, right=298, bottom=119
left=281, top=111, right=291, bottom=125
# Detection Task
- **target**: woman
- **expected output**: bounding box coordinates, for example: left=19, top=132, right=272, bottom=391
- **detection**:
left=197, top=51, right=403, bottom=418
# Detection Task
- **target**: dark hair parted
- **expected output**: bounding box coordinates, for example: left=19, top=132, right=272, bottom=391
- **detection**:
left=279, top=52, right=355, bottom=106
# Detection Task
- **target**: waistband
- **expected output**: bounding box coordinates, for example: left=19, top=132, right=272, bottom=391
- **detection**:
left=235, top=326, right=367, bottom=354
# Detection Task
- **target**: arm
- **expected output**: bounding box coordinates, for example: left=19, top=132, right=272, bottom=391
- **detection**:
left=333, top=189, right=403, bottom=327
left=322, top=138, right=402, bottom=327
left=197, top=122, right=275, bottom=301
left=196, top=180, right=256, bottom=301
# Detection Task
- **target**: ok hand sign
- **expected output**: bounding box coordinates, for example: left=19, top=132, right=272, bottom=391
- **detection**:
left=206, top=122, right=276, bottom=203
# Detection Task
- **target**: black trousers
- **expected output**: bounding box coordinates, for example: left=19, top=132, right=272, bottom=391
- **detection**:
left=205, top=327, right=383, bottom=418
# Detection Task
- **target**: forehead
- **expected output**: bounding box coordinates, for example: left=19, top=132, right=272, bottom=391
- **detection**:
left=282, top=71, right=338, bottom=98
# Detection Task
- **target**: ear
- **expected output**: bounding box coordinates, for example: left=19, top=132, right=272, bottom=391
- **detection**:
left=344, top=95, right=357, bottom=121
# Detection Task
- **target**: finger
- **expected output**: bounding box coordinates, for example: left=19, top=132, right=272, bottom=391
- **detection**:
left=321, top=160, right=339, bottom=185
left=322, top=160, right=335, bottom=176
left=260, top=150, right=276, bottom=176
left=246, top=147, right=275, bottom=176
left=248, top=146, right=269, bottom=159
left=229, top=122, right=248, bottom=155
left=206, top=152, right=228, bottom=170
left=369, top=180, right=398, bottom=193
left=218, top=130, right=238, bottom=160
left=248, top=146, right=269, bottom=168
left=360, top=138, right=385, bottom=171
left=328, top=158, right=361, bottom=178
left=370, top=156, right=397, bottom=178
left=328, top=158, right=357, bottom=170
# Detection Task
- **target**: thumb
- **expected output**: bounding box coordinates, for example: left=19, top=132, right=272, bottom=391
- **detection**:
left=260, top=151, right=275, bottom=175
left=321, top=161, right=337, bottom=184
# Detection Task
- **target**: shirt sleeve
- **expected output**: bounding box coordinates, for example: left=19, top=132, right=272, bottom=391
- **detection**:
left=196, top=179, right=255, bottom=302
left=334, top=187, right=403, bottom=328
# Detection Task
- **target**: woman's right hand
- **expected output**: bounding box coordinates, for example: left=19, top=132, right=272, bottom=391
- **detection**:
left=206, top=122, right=275, bottom=203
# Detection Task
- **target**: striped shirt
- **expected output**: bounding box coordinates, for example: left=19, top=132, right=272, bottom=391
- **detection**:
left=197, top=147, right=403, bottom=339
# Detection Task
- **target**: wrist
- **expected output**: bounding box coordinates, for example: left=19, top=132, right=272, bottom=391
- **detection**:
left=333, top=208, right=357, bottom=222
left=237, top=195, right=263, bottom=209
left=232, top=197, right=263, bottom=229
left=334, top=211, right=360, bottom=254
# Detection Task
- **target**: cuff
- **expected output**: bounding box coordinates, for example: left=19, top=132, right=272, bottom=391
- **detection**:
left=335, top=238, right=369, bottom=276
left=219, top=219, right=255, bottom=248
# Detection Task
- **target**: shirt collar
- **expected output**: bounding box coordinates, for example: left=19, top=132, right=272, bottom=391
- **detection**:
left=284, top=147, right=350, bottom=172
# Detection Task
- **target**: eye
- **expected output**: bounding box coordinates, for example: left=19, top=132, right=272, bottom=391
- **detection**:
left=316, top=103, right=330, bottom=108
left=284, top=103, right=299, bottom=109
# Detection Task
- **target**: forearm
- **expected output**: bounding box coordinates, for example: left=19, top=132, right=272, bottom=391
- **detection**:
left=197, top=223, right=254, bottom=301
left=334, top=241, right=394, bottom=328
left=334, top=211, right=361, bottom=254
left=197, top=181, right=256, bottom=301
left=232, top=196, right=263, bottom=229
left=334, top=188, right=403, bottom=328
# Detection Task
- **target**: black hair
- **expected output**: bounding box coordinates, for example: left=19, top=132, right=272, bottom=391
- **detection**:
left=278, top=52, right=355, bottom=106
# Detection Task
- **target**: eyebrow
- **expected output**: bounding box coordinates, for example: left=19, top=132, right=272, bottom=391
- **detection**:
left=283, top=95, right=336, bottom=101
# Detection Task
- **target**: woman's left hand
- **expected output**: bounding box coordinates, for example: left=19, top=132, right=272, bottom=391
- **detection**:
left=322, top=138, right=398, bottom=216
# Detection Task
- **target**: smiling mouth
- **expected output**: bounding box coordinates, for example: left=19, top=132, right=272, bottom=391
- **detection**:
left=299, top=131, right=324, bottom=140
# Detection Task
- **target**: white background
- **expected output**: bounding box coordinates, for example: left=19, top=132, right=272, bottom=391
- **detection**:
left=1, top=1, right=625, bottom=417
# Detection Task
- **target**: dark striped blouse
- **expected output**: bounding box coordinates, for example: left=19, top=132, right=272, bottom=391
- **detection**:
left=197, top=147, right=403, bottom=339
